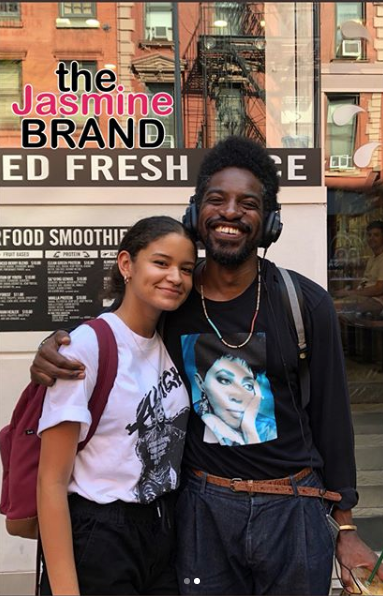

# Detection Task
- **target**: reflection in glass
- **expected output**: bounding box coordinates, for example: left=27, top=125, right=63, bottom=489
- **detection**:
left=328, top=189, right=383, bottom=402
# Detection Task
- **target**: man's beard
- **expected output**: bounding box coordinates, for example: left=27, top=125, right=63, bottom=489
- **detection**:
left=204, top=234, right=258, bottom=267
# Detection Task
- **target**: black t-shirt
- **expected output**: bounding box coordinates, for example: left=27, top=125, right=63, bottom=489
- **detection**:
left=163, top=259, right=357, bottom=509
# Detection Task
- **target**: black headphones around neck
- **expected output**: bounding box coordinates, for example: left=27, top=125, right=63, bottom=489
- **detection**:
left=182, top=195, right=283, bottom=249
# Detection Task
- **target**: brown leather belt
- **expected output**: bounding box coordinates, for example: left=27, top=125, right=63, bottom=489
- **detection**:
left=192, top=468, right=342, bottom=502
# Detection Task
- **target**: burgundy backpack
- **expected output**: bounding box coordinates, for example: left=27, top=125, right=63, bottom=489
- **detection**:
left=0, top=318, right=118, bottom=539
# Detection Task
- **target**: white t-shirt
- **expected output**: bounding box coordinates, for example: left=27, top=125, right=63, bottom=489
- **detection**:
left=38, top=313, right=190, bottom=504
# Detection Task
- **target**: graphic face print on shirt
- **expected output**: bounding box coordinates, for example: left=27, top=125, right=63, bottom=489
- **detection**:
left=181, top=332, right=278, bottom=446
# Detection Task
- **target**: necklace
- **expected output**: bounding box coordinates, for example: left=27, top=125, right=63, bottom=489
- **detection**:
left=200, top=259, right=261, bottom=349
left=129, top=328, right=162, bottom=378
left=115, top=312, right=161, bottom=377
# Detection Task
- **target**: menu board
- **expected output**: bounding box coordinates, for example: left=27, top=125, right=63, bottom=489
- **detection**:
left=0, top=227, right=128, bottom=331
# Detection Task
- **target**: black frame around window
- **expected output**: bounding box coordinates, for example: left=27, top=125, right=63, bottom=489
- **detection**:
left=335, top=2, right=366, bottom=59
left=0, top=2, right=20, bottom=18
left=144, top=2, right=173, bottom=41
left=0, top=59, right=22, bottom=129
left=59, top=2, right=96, bottom=18
left=326, top=93, right=359, bottom=160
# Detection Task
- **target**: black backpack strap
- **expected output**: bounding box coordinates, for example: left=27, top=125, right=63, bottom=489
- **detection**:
left=277, top=268, right=310, bottom=409
left=77, top=318, right=118, bottom=451
left=34, top=534, right=43, bottom=596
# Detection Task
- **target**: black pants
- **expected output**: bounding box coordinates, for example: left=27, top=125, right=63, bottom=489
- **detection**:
left=40, top=492, right=179, bottom=595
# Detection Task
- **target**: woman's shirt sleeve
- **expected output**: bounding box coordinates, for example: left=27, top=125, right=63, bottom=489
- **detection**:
left=38, top=324, right=99, bottom=443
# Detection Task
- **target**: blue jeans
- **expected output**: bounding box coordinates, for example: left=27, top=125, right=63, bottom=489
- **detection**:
left=175, top=470, right=336, bottom=595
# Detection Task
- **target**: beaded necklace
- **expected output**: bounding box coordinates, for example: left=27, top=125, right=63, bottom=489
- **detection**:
left=200, top=259, right=261, bottom=349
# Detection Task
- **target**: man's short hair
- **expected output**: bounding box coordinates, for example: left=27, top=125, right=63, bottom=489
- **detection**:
left=194, top=136, right=280, bottom=213
left=366, top=220, right=383, bottom=233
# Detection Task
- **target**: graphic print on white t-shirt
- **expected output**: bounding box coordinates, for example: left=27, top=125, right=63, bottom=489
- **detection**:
left=125, top=365, right=189, bottom=503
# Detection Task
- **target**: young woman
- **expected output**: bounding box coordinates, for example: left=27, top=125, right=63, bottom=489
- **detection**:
left=37, top=216, right=197, bottom=596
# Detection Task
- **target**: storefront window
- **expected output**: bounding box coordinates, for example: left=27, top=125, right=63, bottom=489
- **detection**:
left=182, top=2, right=317, bottom=149
left=328, top=193, right=383, bottom=401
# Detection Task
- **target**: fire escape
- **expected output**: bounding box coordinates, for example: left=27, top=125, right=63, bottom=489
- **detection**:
left=182, top=3, right=266, bottom=148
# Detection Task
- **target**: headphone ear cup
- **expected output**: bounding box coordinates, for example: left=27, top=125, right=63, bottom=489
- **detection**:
left=182, top=197, right=199, bottom=238
left=260, top=210, right=283, bottom=248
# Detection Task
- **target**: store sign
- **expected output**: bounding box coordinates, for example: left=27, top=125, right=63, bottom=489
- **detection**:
left=0, top=148, right=322, bottom=187
left=0, top=227, right=127, bottom=331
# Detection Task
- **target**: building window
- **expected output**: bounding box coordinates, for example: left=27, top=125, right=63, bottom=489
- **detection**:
left=326, top=94, right=359, bottom=168
left=0, top=60, right=21, bottom=129
left=57, top=3, right=98, bottom=28
left=335, top=2, right=365, bottom=59
left=145, top=3, right=173, bottom=42
left=60, top=2, right=95, bottom=18
left=0, top=2, right=20, bottom=18
left=213, top=2, right=244, bottom=36
left=61, top=61, right=97, bottom=127
left=215, top=87, right=245, bottom=140
left=145, top=83, right=175, bottom=147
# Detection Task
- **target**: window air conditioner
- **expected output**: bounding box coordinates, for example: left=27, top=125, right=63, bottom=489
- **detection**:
left=146, top=134, right=175, bottom=148
left=329, top=155, right=353, bottom=170
left=152, top=26, right=169, bottom=40
left=341, top=39, right=361, bottom=58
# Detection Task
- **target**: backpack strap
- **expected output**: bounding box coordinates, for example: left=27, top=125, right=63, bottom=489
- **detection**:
left=34, top=534, right=43, bottom=596
left=277, top=268, right=310, bottom=409
left=78, top=318, right=118, bottom=451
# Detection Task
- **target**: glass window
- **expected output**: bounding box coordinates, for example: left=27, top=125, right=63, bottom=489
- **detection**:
left=327, top=193, right=383, bottom=402
left=0, top=60, right=21, bottom=129
left=213, top=2, right=244, bottom=36
left=215, top=87, right=245, bottom=140
left=335, top=2, right=365, bottom=58
left=145, top=83, right=175, bottom=147
left=326, top=94, right=358, bottom=162
left=0, top=2, right=20, bottom=18
left=61, top=61, right=97, bottom=127
left=145, top=3, right=173, bottom=42
left=57, top=3, right=97, bottom=28
left=60, top=2, right=96, bottom=18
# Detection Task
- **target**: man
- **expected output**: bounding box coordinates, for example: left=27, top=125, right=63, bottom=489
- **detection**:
left=336, top=220, right=383, bottom=316
left=31, top=137, right=382, bottom=595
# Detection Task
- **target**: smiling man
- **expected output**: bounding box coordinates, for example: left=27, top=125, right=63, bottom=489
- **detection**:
left=164, top=137, right=382, bottom=595
left=31, top=136, right=382, bottom=595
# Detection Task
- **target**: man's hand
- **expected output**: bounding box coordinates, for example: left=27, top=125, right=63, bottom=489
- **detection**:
left=336, top=531, right=383, bottom=592
left=30, top=330, right=85, bottom=387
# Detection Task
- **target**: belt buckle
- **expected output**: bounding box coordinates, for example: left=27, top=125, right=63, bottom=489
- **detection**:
left=230, top=477, right=243, bottom=492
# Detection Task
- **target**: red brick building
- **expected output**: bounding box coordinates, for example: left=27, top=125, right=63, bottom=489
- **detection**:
left=0, top=2, right=118, bottom=147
